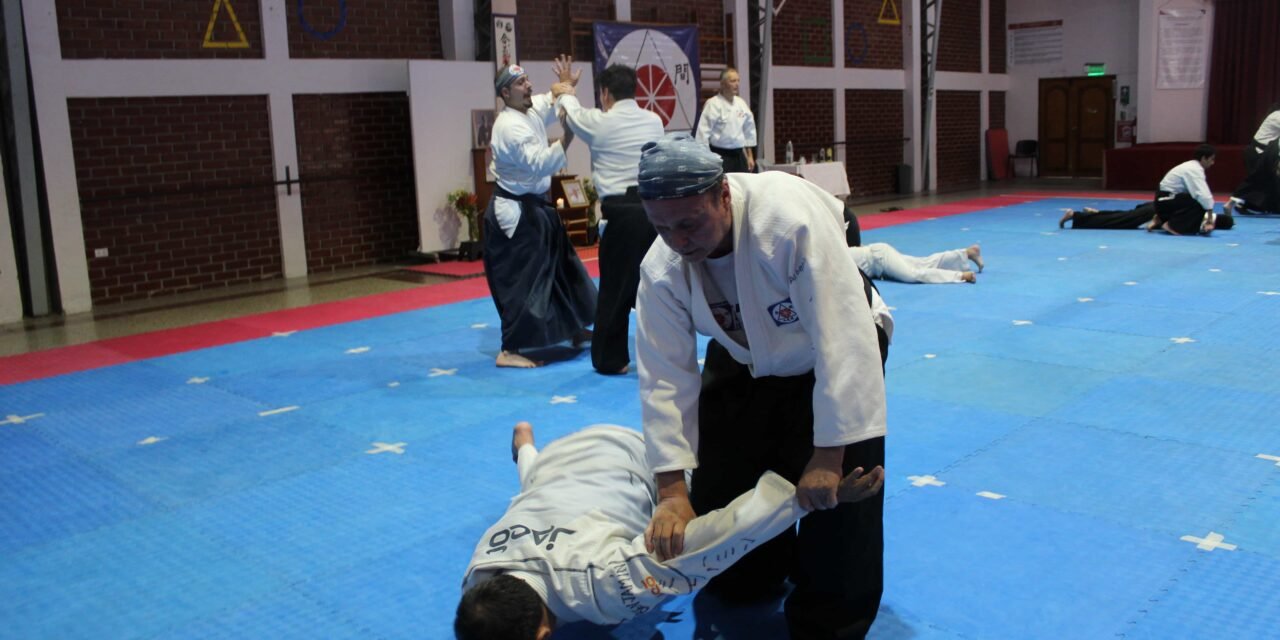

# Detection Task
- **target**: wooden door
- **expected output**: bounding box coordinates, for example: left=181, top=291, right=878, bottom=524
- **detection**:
left=1038, top=76, right=1114, bottom=177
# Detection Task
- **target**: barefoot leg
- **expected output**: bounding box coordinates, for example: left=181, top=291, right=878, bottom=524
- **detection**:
left=960, top=271, right=976, bottom=283
left=965, top=244, right=984, bottom=272
left=511, top=421, right=535, bottom=463
left=1059, top=209, right=1074, bottom=229
left=497, top=350, right=543, bottom=368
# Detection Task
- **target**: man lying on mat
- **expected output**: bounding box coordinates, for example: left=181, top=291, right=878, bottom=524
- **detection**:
left=454, top=422, right=884, bottom=639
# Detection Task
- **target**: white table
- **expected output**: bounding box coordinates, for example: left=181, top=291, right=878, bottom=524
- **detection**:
left=768, top=161, right=851, bottom=198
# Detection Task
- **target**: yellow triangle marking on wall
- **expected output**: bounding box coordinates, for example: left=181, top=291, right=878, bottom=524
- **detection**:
left=203, top=0, right=250, bottom=49
left=878, top=0, right=902, bottom=26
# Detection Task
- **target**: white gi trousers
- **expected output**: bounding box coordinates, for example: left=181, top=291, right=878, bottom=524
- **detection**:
left=850, top=243, right=969, bottom=284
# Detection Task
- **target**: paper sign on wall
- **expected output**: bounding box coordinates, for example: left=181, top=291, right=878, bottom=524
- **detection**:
left=1157, top=9, right=1207, bottom=89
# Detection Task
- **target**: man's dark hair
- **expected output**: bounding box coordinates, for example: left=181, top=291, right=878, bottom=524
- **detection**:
left=1194, top=144, right=1216, bottom=161
left=455, top=575, right=544, bottom=640
left=598, top=65, right=637, bottom=100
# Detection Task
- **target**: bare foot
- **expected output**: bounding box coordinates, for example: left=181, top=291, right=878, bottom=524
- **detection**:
left=511, top=421, right=535, bottom=462
left=572, top=328, right=593, bottom=349
left=1147, top=215, right=1162, bottom=232
left=1223, top=198, right=1236, bottom=216
left=497, top=350, right=543, bottom=368
left=1083, top=207, right=1099, bottom=213
left=960, top=271, right=976, bottom=283
left=1059, top=210, right=1074, bottom=229
left=965, top=244, right=984, bottom=272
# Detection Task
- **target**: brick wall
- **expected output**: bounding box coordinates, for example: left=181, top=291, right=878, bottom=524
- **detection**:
left=773, top=0, right=833, bottom=67
left=843, top=0, right=903, bottom=69
left=69, top=96, right=279, bottom=305
left=936, top=90, right=981, bottom=190
left=988, top=0, right=1006, bottom=73
left=293, top=93, right=418, bottom=273
left=516, top=0, right=613, bottom=62
left=773, top=89, right=834, bottom=163
left=845, top=90, right=904, bottom=197
left=990, top=90, right=1006, bottom=130
left=632, top=0, right=730, bottom=65
left=936, top=0, right=980, bottom=73
left=287, top=0, right=442, bottom=59
left=57, top=0, right=263, bottom=59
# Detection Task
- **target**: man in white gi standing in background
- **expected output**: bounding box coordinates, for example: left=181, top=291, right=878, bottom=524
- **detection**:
left=484, top=58, right=597, bottom=368
left=695, top=67, right=757, bottom=173
left=455, top=421, right=885, bottom=639
left=556, top=63, right=666, bottom=375
left=634, top=134, right=892, bottom=639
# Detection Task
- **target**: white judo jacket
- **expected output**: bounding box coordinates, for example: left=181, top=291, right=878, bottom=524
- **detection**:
left=636, top=172, right=891, bottom=474
left=461, top=426, right=807, bottom=626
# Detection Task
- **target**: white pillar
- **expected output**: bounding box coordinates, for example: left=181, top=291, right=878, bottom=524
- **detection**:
left=616, top=0, right=631, bottom=22
left=441, top=0, right=478, bottom=61
left=23, top=0, right=92, bottom=314
left=832, top=0, right=845, bottom=161
left=902, top=0, right=924, bottom=191
left=262, top=1, right=308, bottom=279
left=0, top=153, right=21, bottom=325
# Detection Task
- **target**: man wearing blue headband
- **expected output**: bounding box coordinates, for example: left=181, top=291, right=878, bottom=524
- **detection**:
left=633, top=134, right=892, bottom=639
left=483, top=56, right=597, bottom=368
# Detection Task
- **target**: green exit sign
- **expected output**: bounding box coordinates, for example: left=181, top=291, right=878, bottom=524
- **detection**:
left=1085, top=63, right=1106, bottom=76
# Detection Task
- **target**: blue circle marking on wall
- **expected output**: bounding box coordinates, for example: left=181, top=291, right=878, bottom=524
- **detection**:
left=297, top=0, right=347, bottom=40
left=846, top=22, right=869, bottom=66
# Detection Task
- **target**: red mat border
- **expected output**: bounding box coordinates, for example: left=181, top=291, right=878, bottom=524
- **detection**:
left=0, top=192, right=1195, bottom=385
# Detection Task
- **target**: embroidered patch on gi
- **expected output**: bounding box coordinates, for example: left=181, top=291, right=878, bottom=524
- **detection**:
left=768, top=298, right=800, bottom=326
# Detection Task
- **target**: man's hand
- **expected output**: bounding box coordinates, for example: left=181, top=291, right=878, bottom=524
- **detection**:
left=550, top=82, right=576, bottom=99
left=746, top=149, right=756, bottom=172
left=553, top=54, right=583, bottom=86
left=836, top=465, right=885, bottom=504
left=645, top=471, right=696, bottom=561
left=796, top=446, right=844, bottom=511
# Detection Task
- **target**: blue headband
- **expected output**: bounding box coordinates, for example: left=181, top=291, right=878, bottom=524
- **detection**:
left=637, top=133, right=725, bottom=200
left=495, top=64, right=526, bottom=96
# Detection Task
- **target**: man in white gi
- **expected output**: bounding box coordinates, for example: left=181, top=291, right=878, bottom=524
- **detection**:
left=556, top=64, right=666, bottom=375
left=484, top=58, right=598, bottom=368
left=1149, top=144, right=1222, bottom=235
left=455, top=422, right=885, bottom=640
left=851, top=242, right=983, bottom=284
left=634, top=134, right=892, bottom=639
left=695, top=68, right=757, bottom=173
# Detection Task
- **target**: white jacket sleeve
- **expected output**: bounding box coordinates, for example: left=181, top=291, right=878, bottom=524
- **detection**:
left=695, top=99, right=714, bottom=144
left=787, top=217, right=888, bottom=447
left=571, top=472, right=806, bottom=625
left=741, top=98, right=758, bottom=147
left=636, top=263, right=703, bottom=473
left=556, top=94, right=603, bottom=147
left=1187, top=167, right=1215, bottom=212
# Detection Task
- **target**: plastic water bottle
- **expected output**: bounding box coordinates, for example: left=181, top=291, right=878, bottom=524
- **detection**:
left=785, top=140, right=794, bottom=164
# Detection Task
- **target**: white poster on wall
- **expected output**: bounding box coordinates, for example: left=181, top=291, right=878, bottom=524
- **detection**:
left=493, top=15, right=517, bottom=70
left=1007, top=20, right=1063, bottom=66
left=1157, top=9, right=1207, bottom=89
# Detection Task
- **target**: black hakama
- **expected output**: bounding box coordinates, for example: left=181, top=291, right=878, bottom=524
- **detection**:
left=482, top=189, right=597, bottom=353
left=1071, top=202, right=1157, bottom=229
left=1231, top=139, right=1280, bottom=213
left=591, top=189, right=657, bottom=374
left=709, top=145, right=751, bottom=173
left=1153, top=191, right=1209, bottom=235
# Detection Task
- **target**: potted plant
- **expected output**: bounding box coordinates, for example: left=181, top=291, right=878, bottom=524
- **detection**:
left=582, top=177, right=600, bottom=245
left=447, top=188, right=482, bottom=260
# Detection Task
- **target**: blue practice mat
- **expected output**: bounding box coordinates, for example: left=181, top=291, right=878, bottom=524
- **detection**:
left=2, top=198, right=1279, bottom=639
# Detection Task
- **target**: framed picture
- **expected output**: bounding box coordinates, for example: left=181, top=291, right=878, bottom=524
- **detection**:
left=561, top=178, right=589, bottom=207
left=472, top=109, right=496, bottom=149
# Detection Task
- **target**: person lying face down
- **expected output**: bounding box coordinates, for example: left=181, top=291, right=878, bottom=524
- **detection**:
left=454, top=422, right=885, bottom=640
